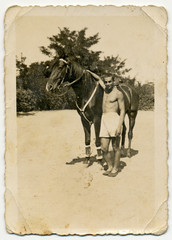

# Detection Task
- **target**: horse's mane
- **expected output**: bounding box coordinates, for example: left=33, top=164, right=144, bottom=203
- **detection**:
left=70, top=61, right=84, bottom=77
left=50, top=58, right=59, bottom=70
left=71, top=62, right=98, bottom=98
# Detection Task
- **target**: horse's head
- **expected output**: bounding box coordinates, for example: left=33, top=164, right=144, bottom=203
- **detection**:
left=46, top=58, right=69, bottom=92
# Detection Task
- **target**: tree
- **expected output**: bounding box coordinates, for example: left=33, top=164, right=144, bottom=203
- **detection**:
left=16, top=54, right=28, bottom=89
left=40, top=27, right=134, bottom=79
left=40, top=27, right=101, bottom=69
left=97, top=55, right=132, bottom=77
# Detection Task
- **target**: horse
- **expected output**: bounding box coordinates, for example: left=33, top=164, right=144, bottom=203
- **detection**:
left=46, top=58, right=139, bottom=162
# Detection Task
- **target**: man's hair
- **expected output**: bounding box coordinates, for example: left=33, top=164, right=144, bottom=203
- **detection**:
left=103, top=76, right=114, bottom=82
left=103, top=75, right=123, bottom=85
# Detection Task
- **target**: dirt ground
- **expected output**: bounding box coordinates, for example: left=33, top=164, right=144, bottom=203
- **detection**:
left=17, top=110, right=155, bottom=235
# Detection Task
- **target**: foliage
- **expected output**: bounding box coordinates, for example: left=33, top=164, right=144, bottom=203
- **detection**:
left=97, top=56, right=132, bottom=77
left=17, top=89, right=37, bottom=112
left=136, top=82, right=154, bottom=110
left=40, top=27, right=101, bottom=70
left=16, top=55, right=29, bottom=89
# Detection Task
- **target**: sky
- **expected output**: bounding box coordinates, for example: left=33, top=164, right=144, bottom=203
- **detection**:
left=15, top=10, right=167, bottom=84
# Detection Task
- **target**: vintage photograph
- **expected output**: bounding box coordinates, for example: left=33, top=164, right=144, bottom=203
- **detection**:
left=5, top=6, right=168, bottom=235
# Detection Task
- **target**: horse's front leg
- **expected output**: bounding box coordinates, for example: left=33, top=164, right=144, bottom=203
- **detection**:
left=81, top=117, right=91, bottom=163
left=94, top=116, right=103, bottom=161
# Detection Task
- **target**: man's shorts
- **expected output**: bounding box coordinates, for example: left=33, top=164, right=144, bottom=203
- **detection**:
left=100, top=112, right=120, bottom=138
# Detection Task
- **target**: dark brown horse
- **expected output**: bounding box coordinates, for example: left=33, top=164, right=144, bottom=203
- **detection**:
left=46, top=58, right=139, bottom=161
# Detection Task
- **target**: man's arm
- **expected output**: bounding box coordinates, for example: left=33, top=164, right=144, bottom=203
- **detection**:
left=86, top=70, right=105, bottom=89
left=116, top=90, right=125, bottom=135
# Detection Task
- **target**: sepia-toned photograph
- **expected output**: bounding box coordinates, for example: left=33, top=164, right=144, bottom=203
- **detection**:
left=4, top=5, right=168, bottom=235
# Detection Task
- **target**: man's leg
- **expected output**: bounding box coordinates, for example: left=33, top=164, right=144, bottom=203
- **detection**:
left=109, top=136, right=121, bottom=177
left=101, top=137, right=112, bottom=175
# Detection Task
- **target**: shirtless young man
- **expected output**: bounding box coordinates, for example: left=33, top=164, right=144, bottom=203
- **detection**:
left=87, top=70, right=125, bottom=177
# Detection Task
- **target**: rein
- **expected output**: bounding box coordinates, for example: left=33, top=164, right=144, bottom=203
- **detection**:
left=75, top=82, right=99, bottom=126
left=57, top=61, right=99, bottom=125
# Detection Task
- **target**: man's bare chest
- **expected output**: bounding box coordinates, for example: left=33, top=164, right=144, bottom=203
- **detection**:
left=103, top=90, right=118, bottom=104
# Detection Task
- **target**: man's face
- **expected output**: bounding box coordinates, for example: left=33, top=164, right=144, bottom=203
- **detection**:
left=104, top=77, right=114, bottom=92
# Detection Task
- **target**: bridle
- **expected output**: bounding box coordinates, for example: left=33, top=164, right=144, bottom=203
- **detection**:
left=57, top=59, right=84, bottom=90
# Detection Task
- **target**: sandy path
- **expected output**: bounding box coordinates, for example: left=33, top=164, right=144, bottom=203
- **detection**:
left=17, top=110, right=155, bottom=234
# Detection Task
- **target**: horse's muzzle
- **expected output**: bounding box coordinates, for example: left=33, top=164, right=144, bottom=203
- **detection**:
left=46, top=83, right=53, bottom=92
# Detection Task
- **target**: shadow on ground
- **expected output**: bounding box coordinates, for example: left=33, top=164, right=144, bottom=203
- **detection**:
left=66, top=155, right=127, bottom=173
left=17, top=112, right=35, bottom=117
left=66, top=148, right=138, bottom=174
left=121, top=148, right=139, bottom=158
left=66, top=149, right=139, bottom=172
left=66, top=148, right=138, bottom=165
left=66, top=155, right=98, bottom=167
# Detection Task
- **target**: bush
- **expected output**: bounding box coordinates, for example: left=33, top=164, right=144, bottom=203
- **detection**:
left=138, top=93, right=154, bottom=110
left=136, top=82, right=154, bottom=111
left=17, top=89, right=37, bottom=112
left=45, top=88, right=76, bottom=110
left=17, top=85, right=76, bottom=112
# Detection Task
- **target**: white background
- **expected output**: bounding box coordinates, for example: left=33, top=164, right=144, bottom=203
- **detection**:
left=0, top=1, right=171, bottom=239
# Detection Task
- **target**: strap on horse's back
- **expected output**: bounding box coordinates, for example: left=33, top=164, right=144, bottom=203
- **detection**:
left=117, top=84, right=131, bottom=107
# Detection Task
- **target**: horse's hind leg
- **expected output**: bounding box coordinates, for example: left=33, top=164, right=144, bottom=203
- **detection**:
left=127, top=111, right=137, bottom=158
left=121, top=122, right=126, bottom=156
left=81, top=117, right=91, bottom=163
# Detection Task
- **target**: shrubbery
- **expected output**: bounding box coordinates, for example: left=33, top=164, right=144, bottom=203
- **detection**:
left=45, top=88, right=76, bottom=110
left=17, top=85, right=76, bottom=112
left=138, top=93, right=154, bottom=110
left=135, top=82, right=154, bottom=111
left=17, top=81, right=154, bottom=112
left=17, top=89, right=37, bottom=112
